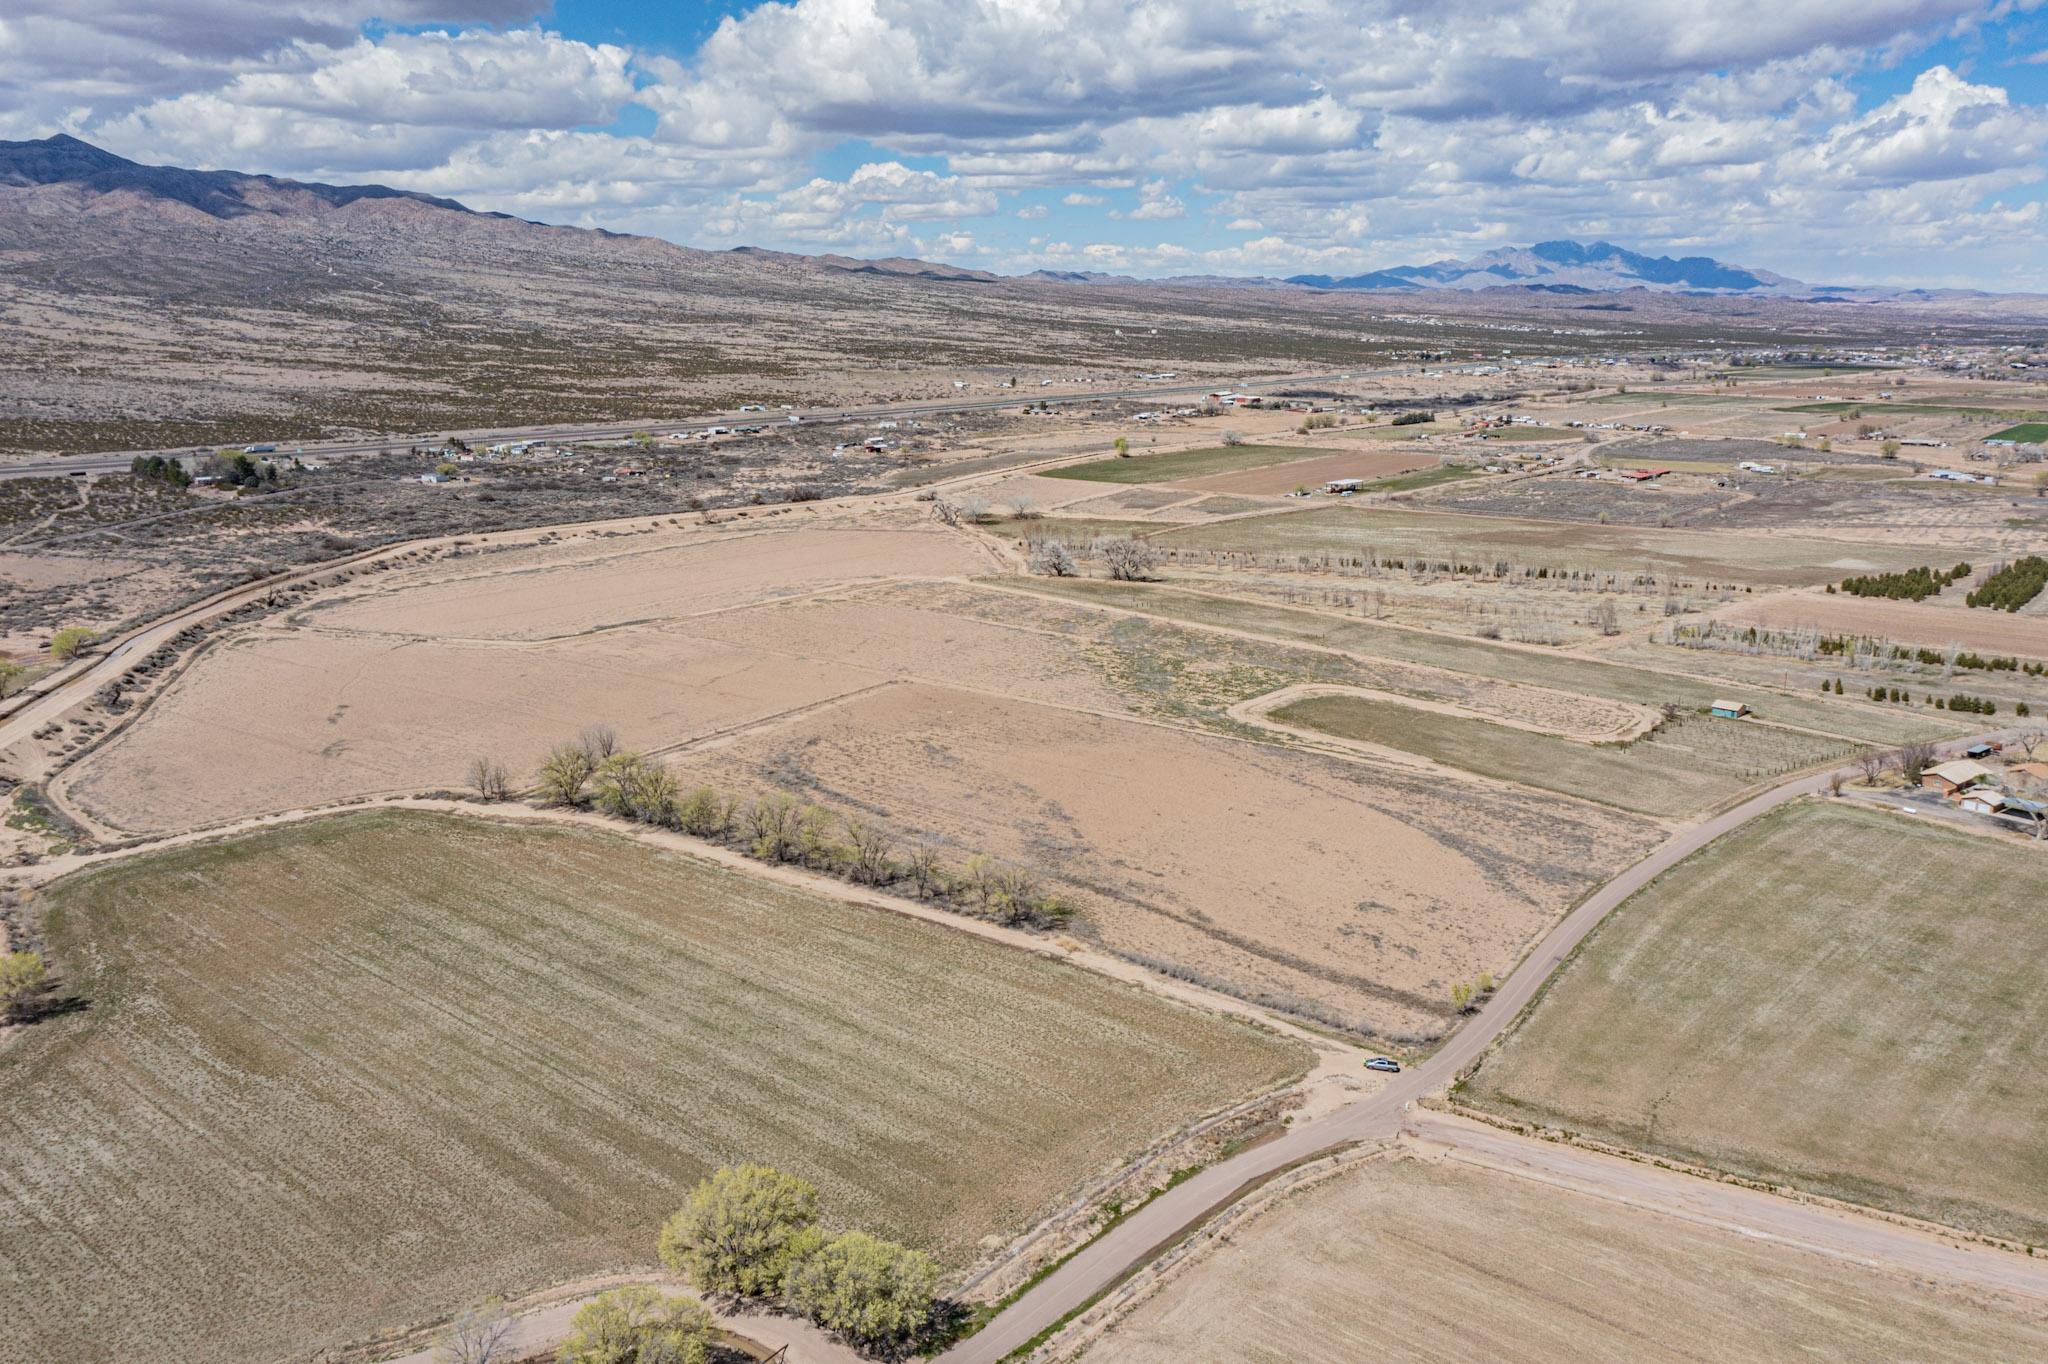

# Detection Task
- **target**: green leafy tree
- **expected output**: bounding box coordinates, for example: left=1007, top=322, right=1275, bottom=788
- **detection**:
left=556, top=1287, right=709, bottom=1364
left=48, top=627, right=94, bottom=662
left=0, top=657, right=26, bottom=699
left=658, top=1163, right=820, bottom=1297
left=783, top=1231, right=940, bottom=1349
left=535, top=744, right=595, bottom=806
left=0, top=950, right=47, bottom=1020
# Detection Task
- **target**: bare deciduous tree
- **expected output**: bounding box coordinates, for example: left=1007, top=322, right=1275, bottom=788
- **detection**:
left=578, top=722, right=621, bottom=763
left=903, top=845, right=949, bottom=899
left=1855, top=749, right=1888, bottom=784
left=1026, top=538, right=1078, bottom=577
left=1897, top=741, right=1937, bottom=785
left=437, top=1299, right=515, bottom=1364
left=465, top=756, right=510, bottom=801
left=955, top=494, right=992, bottom=523
left=843, top=818, right=896, bottom=885
left=1099, top=537, right=1159, bottom=582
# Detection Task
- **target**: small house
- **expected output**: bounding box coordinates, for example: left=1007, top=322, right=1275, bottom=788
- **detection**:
left=2006, top=761, right=2048, bottom=785
left=1709, top=699, right=1750, bottom=719
left=1921, top=759, right=1996, bottom=795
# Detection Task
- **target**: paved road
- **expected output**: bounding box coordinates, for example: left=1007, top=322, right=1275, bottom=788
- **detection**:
left=936, top=728, right=2022, bottom=1364
left=0, top=368, right=1397, bottom=479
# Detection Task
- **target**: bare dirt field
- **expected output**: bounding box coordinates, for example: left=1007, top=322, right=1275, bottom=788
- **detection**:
left=0, top=811, right=1305, bottom=1364
left=672, top=680, right=1661, bottom=1042
left=1155, top=505, right=1945, bottom=586
left=1465, top=800, right=2048, bottom=1245
left=1171, top=449, right=1441, bottom=496
left=1078, top=1156, right=2048, bottom=1364
left=308, top=514, right=988, bottom=641
left=56, top=624, right=859, bottom=832
left=1716, top=590, right=2048, bottom=660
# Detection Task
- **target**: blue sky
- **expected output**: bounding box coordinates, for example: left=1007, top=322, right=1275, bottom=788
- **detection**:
left=7, top=1, right=2048, bottom=287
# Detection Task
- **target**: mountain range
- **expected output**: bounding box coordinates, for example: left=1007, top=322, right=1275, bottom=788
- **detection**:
left=1283, top=240, right=1806, bottom=295
left=0, top=135, right=1910, bottom=301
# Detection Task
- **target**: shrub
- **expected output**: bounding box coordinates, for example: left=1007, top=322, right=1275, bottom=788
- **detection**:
left=658, top=1164, right=820, bottom=1298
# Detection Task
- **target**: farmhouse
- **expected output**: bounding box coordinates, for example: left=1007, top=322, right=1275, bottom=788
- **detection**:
left=1709, top=699, right=1750, bottom=718
left=2006, top=761, right=2048, bottom=785
left=1921, top=759, right=1996, bottom=795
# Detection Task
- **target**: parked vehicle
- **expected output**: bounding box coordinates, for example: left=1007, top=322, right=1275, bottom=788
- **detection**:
left=1365, top=1057, right=1401, bottom=1074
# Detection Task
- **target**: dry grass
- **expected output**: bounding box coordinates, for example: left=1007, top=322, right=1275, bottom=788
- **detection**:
left=0, top=811, right=1306, bottom=1364
left=1465, top=800, right=2048, bottom=1244
left=1271, top=694, right=1856, bottom=816
left=1153, top=505, right=1942, bottom=586
left=1001, top=578, right=1957, bottom=746
left=1083, top=1156, right=2048, bottom=1363
left=671, top=680, right=1662, bottom=1042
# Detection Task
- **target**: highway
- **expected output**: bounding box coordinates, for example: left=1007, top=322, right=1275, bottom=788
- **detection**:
left=0, top=369, right=1398, bottom=480
left=934, top=726, right=2029, bottom=1364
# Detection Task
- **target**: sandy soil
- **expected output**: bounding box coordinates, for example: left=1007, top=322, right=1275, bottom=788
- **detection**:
left=57, top=626, right=862, bottom=833
left=671, top=680, right=1659, bottom=1042
left=1172, top=449, right=1441, bottom=496
left=309, top=517, right=986, bottom=641
left=1716, top=589, right=2048, bottom=659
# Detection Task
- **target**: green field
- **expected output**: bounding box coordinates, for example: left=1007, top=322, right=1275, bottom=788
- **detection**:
left=1465, top=801, right=2048, bottom=1244
left=1042, top=444, right=1325, bottom=484
left=1271, top=695, right=1852, bottom=816
left=0, top=812, right=1305, bottom=1364
left=1000, top=578, right=1958, bottom=746
left=1988, top=422, right=2048, bottom=444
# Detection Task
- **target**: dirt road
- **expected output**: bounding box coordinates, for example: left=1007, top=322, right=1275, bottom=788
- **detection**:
left=1411, top=1111, right=2048, bottom=1305
left=935, top=727, right=2028, bottom=1364
left=372, top=1277, right=863, bottom=1364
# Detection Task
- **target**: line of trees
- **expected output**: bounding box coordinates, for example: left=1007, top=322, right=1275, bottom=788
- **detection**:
left=509, top=726, right=1075, bottom=930
left=1966, top=556, right=2048, bottom=612
left=1832, top=562, right=1971, bottom=601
